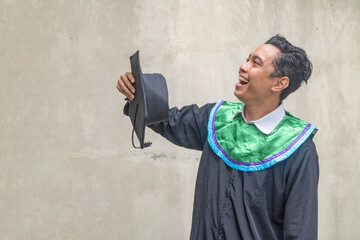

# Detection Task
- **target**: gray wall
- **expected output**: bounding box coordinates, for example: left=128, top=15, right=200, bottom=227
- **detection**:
left=1, top=0, right=359, bottom=239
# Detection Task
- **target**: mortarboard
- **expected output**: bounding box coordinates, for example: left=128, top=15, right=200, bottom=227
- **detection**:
left=126, top=50, right=169, bottom=149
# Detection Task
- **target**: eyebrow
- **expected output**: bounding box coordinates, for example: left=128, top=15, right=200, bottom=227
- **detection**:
left=248, top=54, right=264, bottom=65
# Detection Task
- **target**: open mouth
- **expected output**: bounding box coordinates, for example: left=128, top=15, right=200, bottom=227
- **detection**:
left=239, top=75, right=249, bottom=85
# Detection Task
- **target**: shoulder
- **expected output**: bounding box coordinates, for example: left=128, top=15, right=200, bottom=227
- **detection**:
left=208, top=100, right=243, bottom=121
left=284, top=137, right=319, bottom=176
left=290, top=136, right=318, bottom=161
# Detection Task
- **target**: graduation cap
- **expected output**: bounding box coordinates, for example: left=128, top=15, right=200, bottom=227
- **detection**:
left=126, top=50, right=169, bottom=149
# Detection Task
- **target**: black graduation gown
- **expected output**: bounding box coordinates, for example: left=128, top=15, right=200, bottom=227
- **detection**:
left=146, top=103, right=319, bottom=240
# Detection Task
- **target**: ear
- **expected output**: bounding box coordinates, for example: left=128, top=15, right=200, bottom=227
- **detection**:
left=271, top=76, right=289, bottom=92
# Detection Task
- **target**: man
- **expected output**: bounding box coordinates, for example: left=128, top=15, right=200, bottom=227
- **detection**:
left=117, top=35, right=319, bottom=240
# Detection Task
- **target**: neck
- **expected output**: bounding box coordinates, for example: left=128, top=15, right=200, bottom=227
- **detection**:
left=243, top=100, right=280, bottom=122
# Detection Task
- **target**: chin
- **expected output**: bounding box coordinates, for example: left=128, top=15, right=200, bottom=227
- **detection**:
left=234, top=91, right=244, bottom=102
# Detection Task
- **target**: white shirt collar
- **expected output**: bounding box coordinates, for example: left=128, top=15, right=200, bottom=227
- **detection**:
left=234, top=103, right=286, bottom=135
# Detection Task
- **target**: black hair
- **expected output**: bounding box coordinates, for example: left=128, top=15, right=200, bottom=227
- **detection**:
left=265, top=34, right=313, bottom=101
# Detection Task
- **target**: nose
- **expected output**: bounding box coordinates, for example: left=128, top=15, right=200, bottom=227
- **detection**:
left=239, top=61, right=250, bottom=73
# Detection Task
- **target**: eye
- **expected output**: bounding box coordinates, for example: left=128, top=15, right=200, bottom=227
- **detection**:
left=245, top=58, right=250, bottom=62
left=254, top=60, right=260, bottom=65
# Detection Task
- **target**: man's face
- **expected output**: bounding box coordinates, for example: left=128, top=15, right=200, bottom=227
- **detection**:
left=234, top=44, right=281, bottom=105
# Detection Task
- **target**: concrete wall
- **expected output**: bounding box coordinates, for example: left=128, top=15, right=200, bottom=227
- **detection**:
left=1, top=0, right=359, bottom=239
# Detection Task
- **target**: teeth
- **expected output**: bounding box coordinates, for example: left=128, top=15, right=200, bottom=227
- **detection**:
left=239, top=76, right=249, bottom=83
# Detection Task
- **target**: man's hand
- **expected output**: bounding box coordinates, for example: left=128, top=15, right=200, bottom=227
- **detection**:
left=116, top=72, right=135, bottom=101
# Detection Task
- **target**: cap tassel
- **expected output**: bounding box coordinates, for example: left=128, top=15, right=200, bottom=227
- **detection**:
left=131, top=127, right=152, bottom=149
left=129, top=100, right=152, bottom=149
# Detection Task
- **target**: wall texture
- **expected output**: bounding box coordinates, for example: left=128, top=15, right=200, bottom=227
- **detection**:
left=1, top=0, right=359, bottom=239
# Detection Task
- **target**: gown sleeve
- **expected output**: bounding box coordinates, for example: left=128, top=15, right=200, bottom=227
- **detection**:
left=283, top=139, right=319, bottom=240
left=145, top=103, right=215, bottom=151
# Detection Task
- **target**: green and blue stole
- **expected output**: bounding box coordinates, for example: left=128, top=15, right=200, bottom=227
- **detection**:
left=208, top=100, right=317, bottom=172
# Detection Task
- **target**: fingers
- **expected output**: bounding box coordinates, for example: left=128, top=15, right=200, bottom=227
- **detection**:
left=126, top=72, right=135, bottom=84
left=117, top=72, right=135, bottom=101
left=117, top=80, right=134, bottom=101
left=123, top=72, right=135, bottom=94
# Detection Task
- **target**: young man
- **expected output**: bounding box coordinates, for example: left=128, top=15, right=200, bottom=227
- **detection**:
left=117, top=35, right=319, bottom=240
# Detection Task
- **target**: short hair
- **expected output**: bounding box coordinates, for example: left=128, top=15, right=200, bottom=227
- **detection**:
left=265, top=34, right=313, bottom=101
